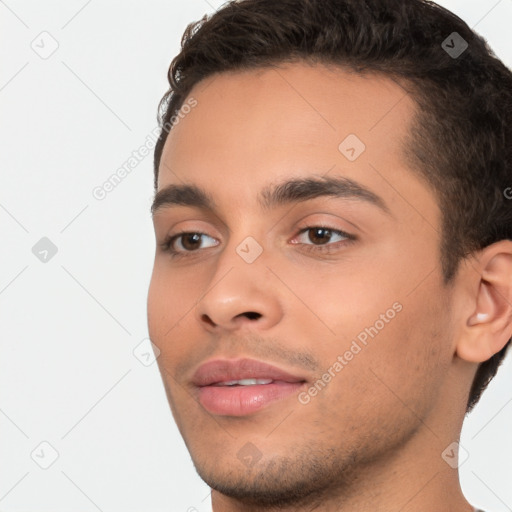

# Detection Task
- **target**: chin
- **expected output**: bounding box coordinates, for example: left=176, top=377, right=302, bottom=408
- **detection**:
left=190, top=445, right=359, bottom=509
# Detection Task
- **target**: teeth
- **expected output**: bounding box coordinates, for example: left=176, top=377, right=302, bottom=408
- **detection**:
left=218, top=378, right=273, bottom=386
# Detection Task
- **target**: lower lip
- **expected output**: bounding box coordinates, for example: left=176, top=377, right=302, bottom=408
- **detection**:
left=197, top=381, right=304, bottom=416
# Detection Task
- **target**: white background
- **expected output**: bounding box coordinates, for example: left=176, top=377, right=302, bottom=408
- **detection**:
left=0, top=0, right=511, bottom=511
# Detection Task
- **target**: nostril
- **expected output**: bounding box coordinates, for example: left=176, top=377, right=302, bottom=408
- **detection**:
left=201, top=314, right=216, bottom=327
left=243, top=312, right=261, bottom=320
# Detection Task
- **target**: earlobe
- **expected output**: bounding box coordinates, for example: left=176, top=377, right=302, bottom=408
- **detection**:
left=456, top=242, right=512, bottom=364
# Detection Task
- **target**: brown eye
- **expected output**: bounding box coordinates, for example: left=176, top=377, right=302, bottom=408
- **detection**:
left=178, top=233, right=203, bottom=251
left=291, top=225, right=356, bottom=256
left=294, top=226, right=350, bottom=246
left=306, top=227, right=335, bottom=245
left=161, top=231, right=219, bottom=257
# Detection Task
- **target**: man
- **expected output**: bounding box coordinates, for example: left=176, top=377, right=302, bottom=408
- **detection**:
left=147, top=0, right=512, bottom=510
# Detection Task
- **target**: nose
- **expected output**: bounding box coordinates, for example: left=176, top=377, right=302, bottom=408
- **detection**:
left=195, top=252, right=284, bottom=333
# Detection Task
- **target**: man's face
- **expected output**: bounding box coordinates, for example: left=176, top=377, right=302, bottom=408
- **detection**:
left=148, top=62, right=458, bottom=504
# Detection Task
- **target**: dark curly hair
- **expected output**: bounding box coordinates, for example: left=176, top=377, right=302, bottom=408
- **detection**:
left=153, top=0, right=512, bottom=413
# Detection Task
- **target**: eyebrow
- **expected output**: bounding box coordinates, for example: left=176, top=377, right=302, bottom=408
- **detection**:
left=150, top=175, right=390, bottom=216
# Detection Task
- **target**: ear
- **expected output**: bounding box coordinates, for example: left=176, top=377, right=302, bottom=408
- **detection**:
left=456, top=240, right=512, bottom=363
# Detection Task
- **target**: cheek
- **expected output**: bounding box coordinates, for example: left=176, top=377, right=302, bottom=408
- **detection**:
left=351, top=283, right=453, bottom=415
left=147, top=265, right=191, bottom=371
left=277, top=259, right=401, bottom=347
left=147, top=262, right=199, bottom=333
left=287, top=233, right=442, bottom=354
left=303, top=298, right=451, bottom=444
left=286, top=257, right=451, bottom=408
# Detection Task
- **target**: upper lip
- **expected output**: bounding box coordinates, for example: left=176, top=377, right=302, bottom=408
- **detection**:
left=192, top=358, right=307, bottom=387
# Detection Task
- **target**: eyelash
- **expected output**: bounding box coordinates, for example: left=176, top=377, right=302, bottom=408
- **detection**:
left=160, top=225, right=356, bottom=260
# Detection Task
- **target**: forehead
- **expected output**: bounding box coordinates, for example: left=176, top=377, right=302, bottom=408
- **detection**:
left=158, top=61, right=435, bottom=224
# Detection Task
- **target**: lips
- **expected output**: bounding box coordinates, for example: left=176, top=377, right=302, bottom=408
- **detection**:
left=192, top=358, right=307, bottom=416
left=192, top=358, right=306, bottom=386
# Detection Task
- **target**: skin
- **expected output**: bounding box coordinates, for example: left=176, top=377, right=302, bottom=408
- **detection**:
left=147, top=61, right=512, bottom=511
